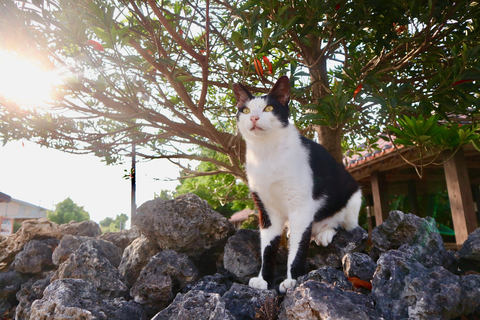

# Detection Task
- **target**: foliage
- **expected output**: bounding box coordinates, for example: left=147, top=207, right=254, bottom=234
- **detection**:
left=0, top=0, right=479, bottom=185
left=154, top=190, right=175, bottom=201
left=176, top=149, right=252, bottom=217
left=388, top=190, right=454, bottom=239
left=13, top=220, right=22, bottom=233
left=0, top=0, right=249, bottom=180
left=99, top=213, right=128, bottom=233
left=47, top=197, right=90, bottom=224
left=232, top=0, right=480, bottom=161
left=240, top=214, right=258, bottom=230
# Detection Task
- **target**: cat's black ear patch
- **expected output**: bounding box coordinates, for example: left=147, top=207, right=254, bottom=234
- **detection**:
left=233, top=83, right=253, bottom=108
left=269, top=76, right=290, bottom=106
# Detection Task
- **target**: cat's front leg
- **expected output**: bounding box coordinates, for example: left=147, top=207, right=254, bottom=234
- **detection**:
left=280, top=218, right=312, bottom=293
left=249, top=192, right=284, bottom=290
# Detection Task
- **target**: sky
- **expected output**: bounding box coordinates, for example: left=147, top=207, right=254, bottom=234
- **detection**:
left=0, top=49, right=182, bottom=226
left=0, top=140, right=180, bottom=225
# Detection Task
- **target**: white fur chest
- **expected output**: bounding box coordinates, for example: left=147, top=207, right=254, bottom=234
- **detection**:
left=244, top=126, right=313, bottom=214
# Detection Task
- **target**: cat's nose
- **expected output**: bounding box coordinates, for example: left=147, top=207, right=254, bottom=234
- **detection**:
left=250, top=115, right=260, bottom=123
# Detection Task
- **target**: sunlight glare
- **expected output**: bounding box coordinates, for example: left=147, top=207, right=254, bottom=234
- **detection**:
left=0, top=49, right=58, bottom=109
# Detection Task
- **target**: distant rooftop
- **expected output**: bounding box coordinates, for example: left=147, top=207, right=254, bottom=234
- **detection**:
left=344, top=138, right=398, bottom=169
left=0, top=192, right=48, bottom=219
left=0, top=192, right=12, bottom=203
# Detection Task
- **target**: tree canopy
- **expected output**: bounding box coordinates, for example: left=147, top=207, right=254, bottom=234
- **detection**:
left=99, top=213, right=128, bottom=232
left=47, top=197, right=90, bottom=224
left=0, top=0, right=479, bottom=183
left=175, top=149, right=251, bottom=216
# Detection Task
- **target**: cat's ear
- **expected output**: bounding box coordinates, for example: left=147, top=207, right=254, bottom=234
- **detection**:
left=269, top=76, right=290, bottom=106
left=232, top=83, right=253, bottom=107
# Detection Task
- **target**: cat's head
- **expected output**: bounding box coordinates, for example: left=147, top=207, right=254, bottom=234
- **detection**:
left=233, top=76, right=290, bottom=140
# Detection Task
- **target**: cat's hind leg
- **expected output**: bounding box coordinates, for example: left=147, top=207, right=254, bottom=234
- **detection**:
left=342, top=189, right=362, bottom=231
left=312, top=226, right=337, bottom=247
left=249, top=192, right=285, bottom=290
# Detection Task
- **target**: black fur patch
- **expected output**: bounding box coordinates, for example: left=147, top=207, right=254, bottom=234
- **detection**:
left=266, top=95, right=289, bottom=127
left=299, top=136, right=359, bottom=221
left=261, top=235, right=281, bottom=287
left=290, top=224, right=312, bottom=279
left=236, top=106, right=248, bottom=120
left=252, top=192, right=271, bottom=228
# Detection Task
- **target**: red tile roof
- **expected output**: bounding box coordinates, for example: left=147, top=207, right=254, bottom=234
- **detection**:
left=344, top=138, right=399, bottom=169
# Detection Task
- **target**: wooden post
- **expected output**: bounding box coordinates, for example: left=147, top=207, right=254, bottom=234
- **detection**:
left=443, top=149, right=478, bottom=245
left=371, top=171, right=388, bottom=226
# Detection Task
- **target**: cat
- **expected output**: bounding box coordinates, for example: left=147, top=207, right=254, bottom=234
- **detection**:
left=233, top=76, right=361, bottom=293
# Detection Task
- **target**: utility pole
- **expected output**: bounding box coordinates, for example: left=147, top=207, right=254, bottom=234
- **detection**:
left=131, top=141, right=137, bottom=223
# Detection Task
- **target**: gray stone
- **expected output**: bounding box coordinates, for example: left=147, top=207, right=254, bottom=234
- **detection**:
left=0, top=271, right=25, bottom=300
left=100, top=227, right=140, bottom=252
left=152, top=290, right=234, bottom=320
left=52, top=234, right=89, bottom=265
left=223, top=229, right=261, bottom=283
left=342, top=252, right=377, bottom=281
left=118, top=235, right=160, bottom=287
left=297, top=266, right=353, bottom=291
left=154, top=280, right=278, bottom=320
left=15, top=272, right=53, bottom=320
left=52, top=235, right=122, bottom=267
left=0, top=218, right=61, bottom=271
left=133, top=193, right=234, bottom=258
left=13, top=238, right=58, bottom=274
left=372, top=249, right=480, bottom=319
left=308, top=227, right=368, bottom=269
left=53, top=241, right=128, bottom=298
left=458, top=228, right=480, bottom=272
left=0, top=270, right=28, bottom=318
left=59, top=219, right=101, bottom=237
left=183, top=273, right=233, bottom=296
left=222, top=283, right=278, bottom=320
left=279, top=280, right=378, bottom=320
left=130, top=250, right=199, bottom=312
left=29, top=279, right=146, bottom=320
left=371, top=210, right=449, bottom=268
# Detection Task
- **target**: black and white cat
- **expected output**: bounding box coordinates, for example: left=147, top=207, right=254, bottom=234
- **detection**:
left=233, top=76, right=361, bottom=293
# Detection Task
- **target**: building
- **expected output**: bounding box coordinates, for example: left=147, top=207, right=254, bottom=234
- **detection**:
left=346, top=142, right=479, bottom=246
left=0, top=192, right=48, bottom=235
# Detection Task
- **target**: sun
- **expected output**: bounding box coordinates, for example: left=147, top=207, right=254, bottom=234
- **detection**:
left=0, top=49, right=59, bottom=109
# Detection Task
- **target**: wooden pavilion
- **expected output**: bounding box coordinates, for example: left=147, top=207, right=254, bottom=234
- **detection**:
left=346, top=141, right=480, bottom=246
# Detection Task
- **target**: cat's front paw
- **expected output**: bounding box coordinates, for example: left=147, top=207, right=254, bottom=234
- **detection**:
left=279, top=278, right=297, bottom=293
left=249, top=277, right=268, bottom=290
left=314, top=228, right=337, bottom=247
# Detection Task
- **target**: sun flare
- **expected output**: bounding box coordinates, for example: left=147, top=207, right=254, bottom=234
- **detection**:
left=0, top=49, right=59, bottom=109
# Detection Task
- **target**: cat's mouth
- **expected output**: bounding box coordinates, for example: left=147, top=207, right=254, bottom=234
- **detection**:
left=250, top=125, right=264, bottom=131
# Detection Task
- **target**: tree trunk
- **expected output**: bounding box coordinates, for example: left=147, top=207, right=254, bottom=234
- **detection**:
left=307, top=50, right=345, bottom=164
left=315, top=125, right=344, bottom=164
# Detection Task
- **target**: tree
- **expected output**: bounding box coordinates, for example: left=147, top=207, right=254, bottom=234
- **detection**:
left=1, top=0, right=479, bottom=184
left=0, top=0, right=249, bottom=180
left=99, top=217, right=114, bottom=228
left=47, top=197, right=90, bottom=224
left=99, top=213, right=129, bottom=232
left=175, top=149, right=252, bottom=216
left=225, top=0, right=480, bottom=162
left=155, top=190, right=174, bottom=200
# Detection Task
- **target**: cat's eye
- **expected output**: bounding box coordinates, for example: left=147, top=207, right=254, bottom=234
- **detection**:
left=242, top=107, right=251, bottom=114
left=264, top=105, right=274, bottom=112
